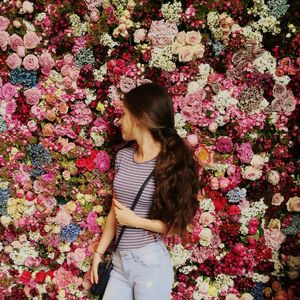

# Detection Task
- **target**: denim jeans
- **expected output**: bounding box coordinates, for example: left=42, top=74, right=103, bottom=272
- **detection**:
left=103, top=240, right=174, bottom=300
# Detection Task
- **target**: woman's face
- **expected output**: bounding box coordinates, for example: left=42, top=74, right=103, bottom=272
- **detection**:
left=119, top=105, right=138, bottom=141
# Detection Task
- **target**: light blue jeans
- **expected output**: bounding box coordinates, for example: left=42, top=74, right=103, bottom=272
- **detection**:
left=103, top=240, right=174, bottom=300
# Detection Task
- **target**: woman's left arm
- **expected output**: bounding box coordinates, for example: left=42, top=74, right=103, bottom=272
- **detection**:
left=113, top=199, right=167, bottom=234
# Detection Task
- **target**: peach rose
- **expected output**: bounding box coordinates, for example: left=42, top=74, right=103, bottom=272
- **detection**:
left=6, top=53, right=22, bottom=69
left=176, top=31, right=186, bottom=44
left=62, top=76, right=73, bottom=88
left=69, top=67, right=80, bottom=81
left=200, top=212, right=214, bottom=227
left=274, top=290, right=288, bottom=300
left=45, top=109, right=56, bottom=122
left=178, top=46, right=193, bottom=62
left=8, top=33, right=23, bottom=51
left=23, top=54, right=39, bottom=70
left=0, top=16, right=10, bottom=31
left=23, top=31, right=40, bottom=49
left=185, top=31, right=202, bottom=45
left=268, top=218, right=281, bottom=230
left=42, top=123, right=55, bottom=137
left=63, top=53, right=74, bottom=65
left=58, top=102, right=69, bottom=114
left=286, top=196, right=300, bottom=212
left=191, top=44, right=205, bottom=59
left=62, top=170, right=71, bottom=181
left=61, top=64, right=72, bottom=76
left=0, top=30, right=9, bottom=51
left=22, top=1, right=34, bottom=13
left=272, top=193, right=284, bottom=206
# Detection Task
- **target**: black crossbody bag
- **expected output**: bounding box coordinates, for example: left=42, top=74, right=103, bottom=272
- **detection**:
left=90, top=169, right=154, bottom=299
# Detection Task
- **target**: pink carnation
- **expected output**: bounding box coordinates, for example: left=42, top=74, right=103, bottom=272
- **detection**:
left=23, top=31, right=40, bottom=49
left=94, top=151, right=111, bottom=172
left=216, top=136, right=233, bottom=153
left=236, top=142, right=254, bottom=163
left=6, top=53, right=22, bottom=69
left=87, top=211, right=99, bottom=233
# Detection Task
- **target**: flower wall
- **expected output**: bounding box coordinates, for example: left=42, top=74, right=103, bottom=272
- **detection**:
left=0, top=0, right=299, bottom=299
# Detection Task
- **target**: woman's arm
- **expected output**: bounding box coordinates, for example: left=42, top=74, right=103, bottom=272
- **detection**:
left=113, top=199, right=167, bottom=234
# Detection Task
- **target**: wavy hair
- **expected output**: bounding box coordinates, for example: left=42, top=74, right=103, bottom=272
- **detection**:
left=123, top=83, right=199, bottom=237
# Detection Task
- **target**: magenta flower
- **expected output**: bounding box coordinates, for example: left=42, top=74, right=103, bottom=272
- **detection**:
left=94, top=150, right=111, bottom=172
left=216, top=136, right=233, bottom=153
left=236, top=142, right=254, bottom=163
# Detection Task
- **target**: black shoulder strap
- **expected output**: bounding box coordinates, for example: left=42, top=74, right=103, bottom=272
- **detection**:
left=113, top=169, right=154, bottom=251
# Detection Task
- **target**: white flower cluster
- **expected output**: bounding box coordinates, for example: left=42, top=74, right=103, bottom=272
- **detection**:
left=214, top=274, right=234, bottom=292
left=252, top=16, right=280, bottom=35
left=35, top=12, right=47, bottom=22
left=85, top=88, right=97, bottom=105
left=161, top=1, right=182, bottom=25
left=213, top=90, right=238, bottom=114
left=239, top=198, right=268, bottom=235
left=248, top=0, right=269, bottom=17
left=69, top=14, right=88, bottom=37
left=9, top=241, right=39, bottom=265
left=199, top=198, right=215, bottom=212
left=149, top=46, right=176, bottom=72
left=207, top=12, right=223, bottom=41
left=170, top=243, right=192, bottom=268
left=241, top=25, right=263, bottom=44
left=270, top=251, right=284, bottom=276
left=179, top=264, right=198, bottom=275
left=253, top=51, right=276, bottom=74
left=251, top=272, right=270, bottom=283
left=49, top=70, right=63, bottom=83
left=93, top=64, right=107, bottom=81
left=174, top=112, right=187, bottom=138
left=100, top=33, right=119, bottom=55
left=187, top=63, right=212, bottom=93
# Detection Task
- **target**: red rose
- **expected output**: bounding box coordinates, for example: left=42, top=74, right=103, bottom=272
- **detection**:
left=47, top=269, right=55, bottom=279
left=34, top=270, right=47, bottom=283
left=19, top=270, right=31, bottom=284
left=227, top=205, right=241, bottom=215
left=75, top=158, right=86, bottom=168
left=85, top=158, right=95, bottom=171
left=209, top=191, right=227, bottom=211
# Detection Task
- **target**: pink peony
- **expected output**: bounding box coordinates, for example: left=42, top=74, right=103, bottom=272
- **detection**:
left=23, top=54, right=39, bottom=70
left=8, top=33, right=23, bottom=51
left=0, top=83, right=17, bottom=100
left=6, top=53, right=22, bottom=69
left=237, top=142, right=254, bottom=164
left=0, top=30, right=9, bottom=51
left=0, top=16, right=10, bottom=31
left=23, top=31, right=40, bottom=49
left=5, top=101, right=17, bottom=114
left=94, top=151, right=111, bottom=172
left=39, top=52, right=55, bottom=75
left=216, top=136, right=233, bottom=153
left=264, top=228, right=286, bottom=250
left=24, top=88, right=42, bottom=105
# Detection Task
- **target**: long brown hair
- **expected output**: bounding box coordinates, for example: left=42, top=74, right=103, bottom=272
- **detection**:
left=123, top=83, right=199, bottom=237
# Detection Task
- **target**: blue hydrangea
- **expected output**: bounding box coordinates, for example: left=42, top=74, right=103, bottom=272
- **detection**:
left=282, top=213, right=300, bottom=235
left=60, top=223, right=81, bottom=243
left=10, top=67, right=38, bottom=88
left=0, top=180, right=10, bottom=215
left=267, top=0, right=289, bottom=18
left=213, top=42, right=226, bottom=56
left=75, top=48, right=95, bottom=68
left=226, top=187, right=247, bottom=203
left=0, top=116, right=7, bottom=133
left=251, top=282, right=264, bottom=300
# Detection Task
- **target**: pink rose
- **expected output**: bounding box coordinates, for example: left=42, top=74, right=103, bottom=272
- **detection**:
left=69, top=67, right=80, bottom=81
left=171, top=41, right=184, bottom=55
left=23, top=54, right=39, bottom=70
left=176, top=31, right=186, bottom=44
left=39, top=52, right=55, bottom=71
left=54, top=208, right=71, bottom=227
left=5, top=101, right=17, bottom=114
left=94, top=151, right=111, bottom=172
left=90, top=10, right=100, bottom=22
left=133, top=28, right=147, bottom=43
left=0, top=30, right=9, bottom=51
left=178, top=46, right=193, bottom=62
left=62, top=76, right=73, bottom=88
left=6, top=53, right=22, bottom=69
left=63, top=53, right=74, bottom=65
left=0, top=16, right=10, bottom=31
left=242, top=166, right=262, bottom=181
left=24, top=88, right=42, bottom=105
left=185, top=31, right=202, bottom=45
left=0, top=83, right=17, bottom=100
left=61, top=64, right=72, bottom=76
left=272, top=193, right=284, bottom=206
left=23, top=31, right=40, bottom=49
left=22, top=1, right=34, bottom=13
left=268, top=170, right=280, bottom=185
left=200, top=212, right=214, bottom=227
left=286, top=196, right=300, bottom=212
left=17, top=46, right=26, bottom=58
left=8, top=33, right=23, bottom=51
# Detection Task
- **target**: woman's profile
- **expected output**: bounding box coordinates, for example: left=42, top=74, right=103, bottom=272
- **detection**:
left=91, top=83, right=199, bottom=300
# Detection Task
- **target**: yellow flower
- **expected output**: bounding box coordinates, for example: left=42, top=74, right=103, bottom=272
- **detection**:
left=65, top=201, right=76, bottom=214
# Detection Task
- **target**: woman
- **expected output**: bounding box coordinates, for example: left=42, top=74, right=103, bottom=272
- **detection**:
left=91, top=83, right=199, bottom=300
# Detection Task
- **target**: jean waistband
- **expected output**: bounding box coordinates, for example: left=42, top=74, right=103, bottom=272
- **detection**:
left=115, top=240, right=166, bottom=258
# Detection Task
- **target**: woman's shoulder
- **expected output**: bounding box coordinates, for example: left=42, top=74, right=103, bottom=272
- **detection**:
left=116, top=143, right=136, bottom=159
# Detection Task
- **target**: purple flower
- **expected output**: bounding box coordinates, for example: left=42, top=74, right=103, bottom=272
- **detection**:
left=236, top=142, right=254, bottom=163
left=216, top=136, right=233, bottom=153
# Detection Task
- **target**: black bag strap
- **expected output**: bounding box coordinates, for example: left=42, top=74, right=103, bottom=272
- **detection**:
left=113, top=169, right=154, bottom=251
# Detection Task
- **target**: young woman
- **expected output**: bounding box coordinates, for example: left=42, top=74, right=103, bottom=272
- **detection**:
left=91, top=83, right=199, bottom=300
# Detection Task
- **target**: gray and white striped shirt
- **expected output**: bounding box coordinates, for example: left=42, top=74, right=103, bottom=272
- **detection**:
left=113, top=146, right=161, bottom=250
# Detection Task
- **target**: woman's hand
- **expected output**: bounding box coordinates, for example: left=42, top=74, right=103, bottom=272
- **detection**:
left=113, top=199, right=140, bottom=228
left=90, top=253, right=102, bottom=284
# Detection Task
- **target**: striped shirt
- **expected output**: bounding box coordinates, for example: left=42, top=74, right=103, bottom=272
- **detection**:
left=113, top=146, right=161, bottom=250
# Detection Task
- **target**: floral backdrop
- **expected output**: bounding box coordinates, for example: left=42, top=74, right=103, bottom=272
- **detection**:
left=0, top=0, right=299, bottom=299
